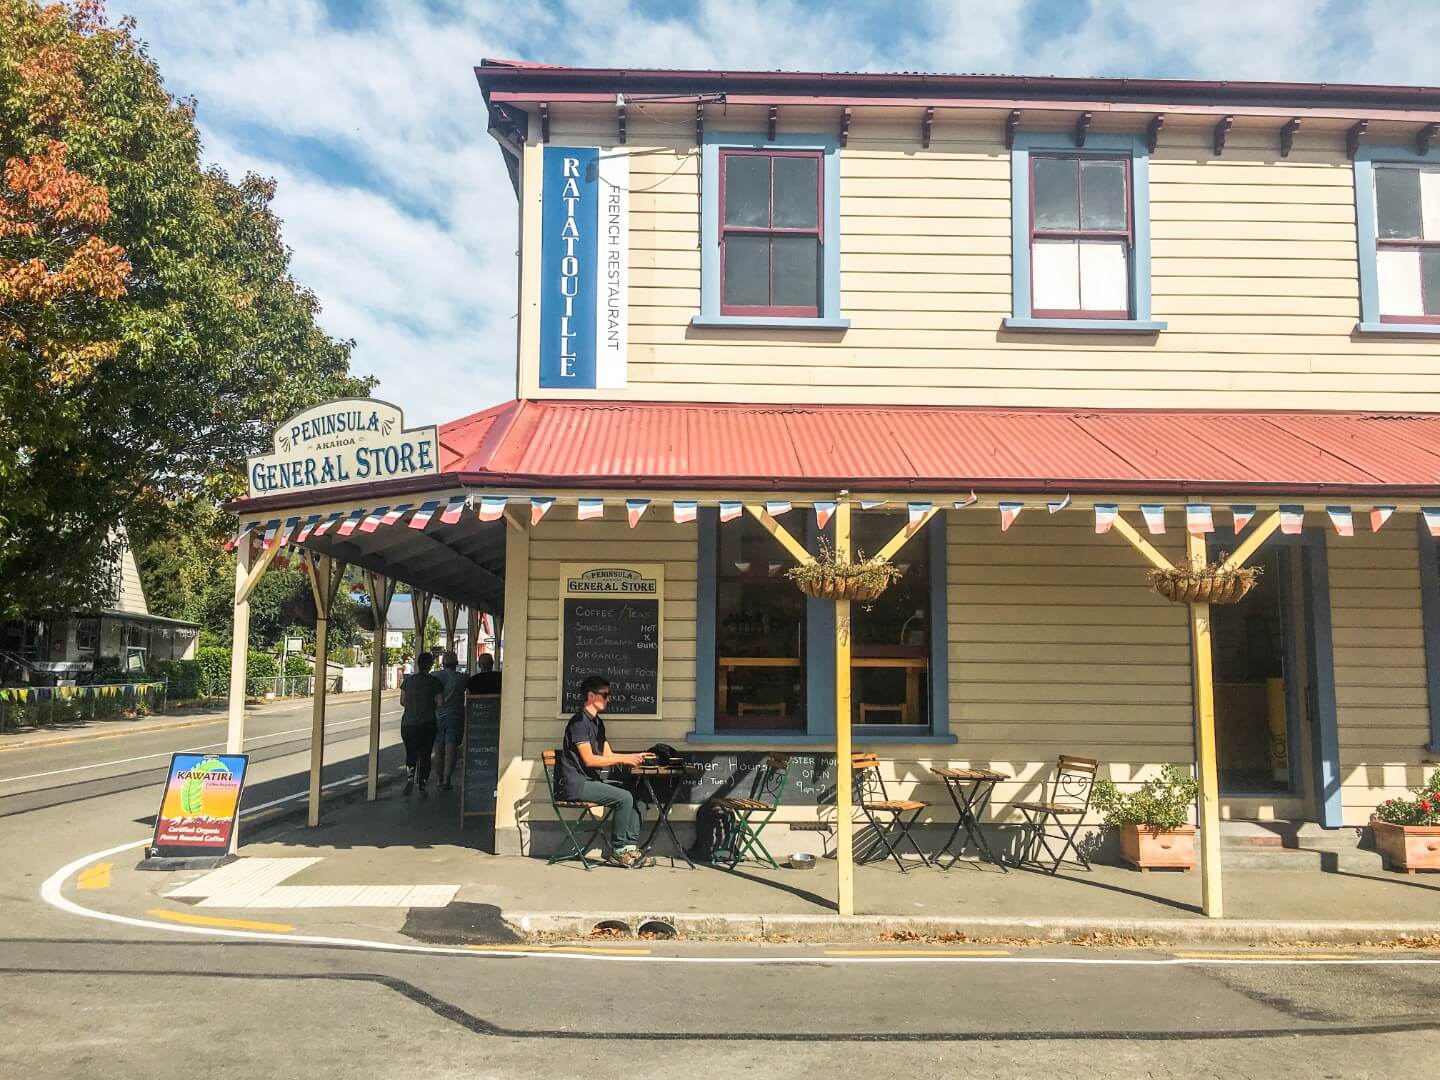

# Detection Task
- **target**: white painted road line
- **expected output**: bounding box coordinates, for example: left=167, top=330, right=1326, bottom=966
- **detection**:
left=0, top=712, right=400, bottom=784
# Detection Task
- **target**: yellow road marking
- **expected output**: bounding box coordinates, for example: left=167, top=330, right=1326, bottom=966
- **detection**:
left=77, top=862, right=112, bottom=890
left=464, top=943, right=651, bottom=956
left=147, top=908, right=293, bottom=933
left=1175, top=952, right=1362, bottom=961
left=823, top=949, right=1011, bottom=958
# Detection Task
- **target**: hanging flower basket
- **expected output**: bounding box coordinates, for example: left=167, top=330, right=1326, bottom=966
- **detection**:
left=787, top=541, right=902, bottom=602
left=1147, top=560, right=1261, bottom=605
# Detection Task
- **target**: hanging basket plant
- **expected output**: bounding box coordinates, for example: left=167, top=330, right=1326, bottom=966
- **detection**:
left=1147, top=558, right=1261, bottom=605
left=787, top=539, right=903, bottom=602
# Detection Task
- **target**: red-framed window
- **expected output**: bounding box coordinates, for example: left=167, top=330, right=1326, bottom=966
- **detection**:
left=1030, top=154, right=1133, bottom=319
left=719, top=149, right=823, bottom=317
left=1376, top=165, right=1440, bottom=323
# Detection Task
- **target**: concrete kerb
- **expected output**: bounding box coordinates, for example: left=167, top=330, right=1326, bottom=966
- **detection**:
left=510, top=910, right=1440, bottom=947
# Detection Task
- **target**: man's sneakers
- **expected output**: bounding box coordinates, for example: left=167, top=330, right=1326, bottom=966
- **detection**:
left=403, top=767, right=415, bottom=797
left=418, top=782, right=428, bottom=800
left=606, top=848, right=653, bottom=869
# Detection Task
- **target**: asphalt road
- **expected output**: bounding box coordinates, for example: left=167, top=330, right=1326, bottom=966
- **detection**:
left=3, top=696, right=1439, bottom=1079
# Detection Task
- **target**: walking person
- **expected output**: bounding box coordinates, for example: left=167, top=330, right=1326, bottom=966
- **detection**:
left=400, top=651, right=443, bottom=798
left=558, top=675, right=655, bottom=868
left=432, top=650, right=467, bottom=791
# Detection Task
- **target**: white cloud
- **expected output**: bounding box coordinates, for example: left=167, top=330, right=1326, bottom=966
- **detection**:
left=119, top=0, right=1440, bottom=427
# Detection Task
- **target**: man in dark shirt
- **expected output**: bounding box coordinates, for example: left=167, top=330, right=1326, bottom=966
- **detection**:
left=560, top=675, right=653, bottom=868
left=400, top=652, right=443, bottom=798
left=466, top=652, right=502, bottom=695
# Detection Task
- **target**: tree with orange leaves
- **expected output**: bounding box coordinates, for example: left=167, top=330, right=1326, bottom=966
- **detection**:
left=0, top=0, right=370, bottom=620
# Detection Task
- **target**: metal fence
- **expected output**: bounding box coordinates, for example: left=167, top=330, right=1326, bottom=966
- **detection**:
left=0, top=681, right=168, bottom=732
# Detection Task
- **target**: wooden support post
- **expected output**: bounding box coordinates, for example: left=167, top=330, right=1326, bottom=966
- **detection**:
left=744, top=505, right=814, bottom=566
left=410, top=588, right=433, bottom=657
left=441, top=598, right=461, bottom=656
left=1186, top=529, right=1224, bottom=918
left=365, top=570, right=396, bottom=802
left=306, top=553, right=346, bottom=828
left=494, top=511, right=531, bottom=852
left=1217, top=511, right=1282, bottom=573
left=466, top=606, right=479, bottom=668
left=225, top=539, right=252, bottom=852
left=834, top=501, right=855, bottom=917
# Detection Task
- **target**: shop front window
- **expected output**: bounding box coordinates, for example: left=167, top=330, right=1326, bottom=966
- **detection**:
left=75, top=618, right=99, bottom=657
left=850, top=513, right=931, bottom=729
left=714, top=515, right=806, bottom=731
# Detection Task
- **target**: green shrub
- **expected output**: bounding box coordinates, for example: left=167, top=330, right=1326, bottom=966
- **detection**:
left=1092, top=764, right=1198, bottom=833
left=150, top=659, right=201, bottom=698
left=196, top=646, right=231, bottom=696
left=284, top=652, right=310, bottom=678
left=1373, top=768, right=1440, bottom=826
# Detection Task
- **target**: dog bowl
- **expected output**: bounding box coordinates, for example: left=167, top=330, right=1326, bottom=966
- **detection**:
left=789, top=852, right=817, bottom=870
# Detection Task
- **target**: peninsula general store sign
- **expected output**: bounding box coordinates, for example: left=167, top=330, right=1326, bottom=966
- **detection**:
left=247, top=399, right=438, bottom=498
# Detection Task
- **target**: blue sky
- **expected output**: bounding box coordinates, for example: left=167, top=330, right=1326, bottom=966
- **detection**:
left=119, top=0, right=1438, bottom=425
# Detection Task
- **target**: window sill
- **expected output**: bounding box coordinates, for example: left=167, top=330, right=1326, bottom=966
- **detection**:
left=1002, top=317, right=1166, bottom=334
left=1355, top=321, right=1440, bottom=337
left=690, top=314, right=851, bottom=330
left=686, top=730, right=957, bottom=746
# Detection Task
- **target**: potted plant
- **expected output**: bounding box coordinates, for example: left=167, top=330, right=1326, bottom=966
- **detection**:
left=1092, top=763, right=1200, bottom=872
left=1147, top=558, right=1260, bottom=604
left=786, top=538, right=902, bottom=602
left=1371, top=768, right=1440, bottom=873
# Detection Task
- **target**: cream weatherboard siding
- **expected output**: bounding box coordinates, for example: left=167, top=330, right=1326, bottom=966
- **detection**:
left=1328, top=524, right=1437, bottom=826
left=525, top=115, right=1440, bottom=411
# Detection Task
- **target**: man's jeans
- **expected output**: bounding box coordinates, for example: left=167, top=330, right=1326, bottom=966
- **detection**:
left=574, top=780, right=648, bottom=851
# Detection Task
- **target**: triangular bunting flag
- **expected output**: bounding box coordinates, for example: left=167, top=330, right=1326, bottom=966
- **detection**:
left=1140, top=505, right=1166, bottom=534
left=859, top=499, right=887, bottom=511
left=315, top=511, right=343, bottom=537
left=734, top=561, right=752, bottom=575
left=1370, top=505, right=1396, bottom=532
left=1424, top=508, right=1440, bottom=537
left=1186, top=504, right=1215, bottom=535
left=478, top=495, right=508, bottom=522
left=260, top=520, right=280, bottom=548
left=380, top=504, right=412, bottom=528
left=907, top=501, right=933, bottom=531
left=1231, top=505, right=1257, bottom=533
left=626, top=499, right=650, bottom=528
left=1326, top=506, right=1355, bottom=537
left=530, top=497, right=554, bottom=526
left=337, top=509, right=366, bottom=537
left=1280, top=505, right=1305, bottom=535
left=577, top=498, right=605, bottom=521
left=814, top=501, right=837, bottom=529
left=1047, top=495, right=1071, bottom=514
left=409, top=501, right=440, bottom=530
left=765, top=500, right=792, bottom=517
left=227, top=521, right=259, bottom=552
left=954, top=491, right=978, bottom=509
left=999, top=501, right=1023, bottom=531
left=358, top=507, right=388, bottom=534
left=719, top=501, right=742, bottom=523
left=440, top=496, right=466, bottom=525
left=672, top=500, right=698, bottom=524
left=768, top=562, right=784, bottom=577
left=1094, top=504, right=1118, bottom=534
left=294, top=514, right=322, bottom=542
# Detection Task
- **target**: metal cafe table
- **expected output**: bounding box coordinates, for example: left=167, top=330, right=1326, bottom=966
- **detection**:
left=624, top=760, right=701, bottom=868
left=929, top=767, right=1010, bottom=871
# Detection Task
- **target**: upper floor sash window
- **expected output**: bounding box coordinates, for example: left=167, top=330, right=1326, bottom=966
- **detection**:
left=1374, top=164, right=1440, bottom=322
left=720, top=149, right=823, bottom=317
left=1030, top=155, right=1132, bottom=318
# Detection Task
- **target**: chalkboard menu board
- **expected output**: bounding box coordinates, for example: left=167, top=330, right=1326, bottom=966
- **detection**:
left=460, top=694, right=501, bottom=851
left=559, top=564, right=663, bottom=717
left=673, top=753, right=837, bottom=805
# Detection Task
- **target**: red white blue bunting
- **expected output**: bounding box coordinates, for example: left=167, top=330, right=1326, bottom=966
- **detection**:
left=626, top=498, right=650, bottom=527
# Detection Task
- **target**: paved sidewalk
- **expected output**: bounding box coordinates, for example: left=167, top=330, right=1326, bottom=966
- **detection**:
left=99, top=772, right=1440, bottom=947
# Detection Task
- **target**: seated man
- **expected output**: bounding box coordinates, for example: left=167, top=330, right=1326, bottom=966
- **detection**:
left=558, top=675, right=653, bottom=868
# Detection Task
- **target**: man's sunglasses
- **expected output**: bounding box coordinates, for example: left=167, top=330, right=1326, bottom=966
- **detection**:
left=595, top=690, right=611, bottom=699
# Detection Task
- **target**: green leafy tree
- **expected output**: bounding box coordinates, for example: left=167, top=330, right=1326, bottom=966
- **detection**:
left=400, top=617, right=442, bottom=661
left=0, top=0, right=372, bottom=619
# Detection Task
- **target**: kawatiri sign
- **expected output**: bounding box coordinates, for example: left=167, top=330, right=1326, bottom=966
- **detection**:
left=247, top=399, right=438, bottom=498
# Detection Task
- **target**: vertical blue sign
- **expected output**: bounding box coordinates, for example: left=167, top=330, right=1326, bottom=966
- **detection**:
left=540, top=146, right=599, bottom=389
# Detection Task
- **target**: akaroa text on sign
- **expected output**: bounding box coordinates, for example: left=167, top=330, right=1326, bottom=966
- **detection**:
left=247, top=398, right=438, bottom=497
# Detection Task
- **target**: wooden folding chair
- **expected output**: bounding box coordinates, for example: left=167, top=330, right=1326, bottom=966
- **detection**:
left=541, top=750, right=613, bottom=870
left=1011, top=755, right=1100, bottom=875
left=711, top=753, right=791, bottom=869
left=852, top=753, right=930, bottom=872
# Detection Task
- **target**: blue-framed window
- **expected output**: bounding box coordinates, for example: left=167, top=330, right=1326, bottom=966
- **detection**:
left=1003, top=133, right=1165, bottom=334
left=689, top=509, right=953, bottom=745
left=1354, top=146, right=1440, bottom=336
left=692, top=132, right=848, bottom=330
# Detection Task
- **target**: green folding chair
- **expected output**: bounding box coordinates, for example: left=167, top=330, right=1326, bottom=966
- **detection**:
left=542, top=750, right=613, bottom=870
left=712, top=753, right=792, bottom=869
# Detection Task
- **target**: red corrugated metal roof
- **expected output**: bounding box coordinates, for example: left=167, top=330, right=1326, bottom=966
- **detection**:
left=434, top=400, right=1440, bottom=496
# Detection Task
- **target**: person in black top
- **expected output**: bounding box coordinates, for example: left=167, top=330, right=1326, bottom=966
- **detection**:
left=399, top=652, right=444, bottom=798
left=560, top=675, right=653, bottom=868
left=466, top=652, right=503, bottom=695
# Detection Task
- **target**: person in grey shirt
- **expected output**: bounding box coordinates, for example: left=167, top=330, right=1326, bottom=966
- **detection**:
left=432, top=650, right=467, bottom=791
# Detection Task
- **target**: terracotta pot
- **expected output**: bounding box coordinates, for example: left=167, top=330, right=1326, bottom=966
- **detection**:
left=1118, top=824, right=1196, bottom=871
left=1371, top=818, right=1440, bottom=873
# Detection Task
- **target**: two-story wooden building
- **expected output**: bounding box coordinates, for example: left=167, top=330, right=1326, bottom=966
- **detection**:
left=229, top=64, right=1440, bottom=904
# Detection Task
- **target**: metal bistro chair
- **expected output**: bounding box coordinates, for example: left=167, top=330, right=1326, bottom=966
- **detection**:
left=711, top=753, right=792, bottom=869
left=1011, top=755, right=1101, bottom=875
left=852, top=753, right=930, bottom=873
left=541, top=750, right=613, bottom=871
